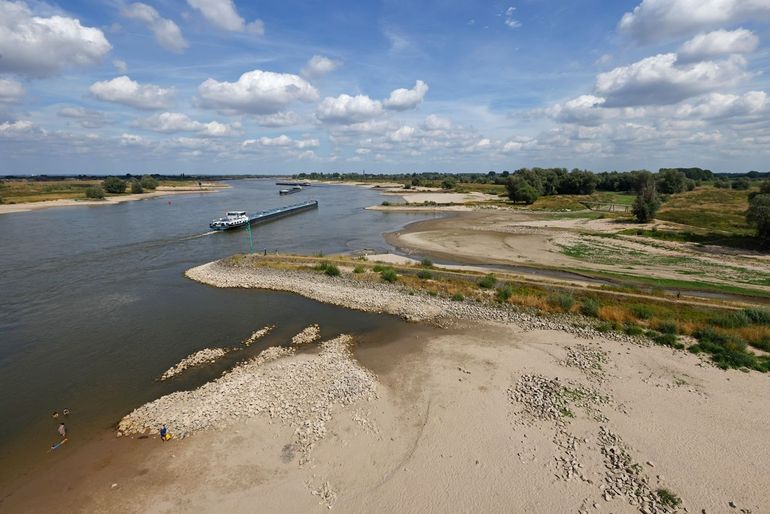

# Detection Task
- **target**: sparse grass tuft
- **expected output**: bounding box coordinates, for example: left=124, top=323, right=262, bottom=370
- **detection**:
left=580, top=298, right=600, bottom=318
left=710, top=311, right=750, bottom=328
left=324, top=264, right=340, bottom=277
left=656, top=489, right=682, bottom=509
left=631, top=304, right=654, bottom=320
left=743, top=307, right=770, bottom=325
left=380, top=268, right=398, bottom=283
left=656, top=320, right=679, bottom=335
left=547, top=292, right=574, bottom=312
left=353, top=265, right=365, bottom=274
left=478, top=273, right=496, bottom=289
left=420, top=257, right=433, bottom=268
left=496, top=284, right=514, bottom=303
left=451, top=293, right=464, bottom=301
left=416, top=269, right=433, bottom=280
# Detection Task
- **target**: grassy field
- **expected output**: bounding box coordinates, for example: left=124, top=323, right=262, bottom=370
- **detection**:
left=229, top=253, right=770, bottom=372
left=657, top=186, right=754, bottom=235
left=0, top=178, right=206, bottom=204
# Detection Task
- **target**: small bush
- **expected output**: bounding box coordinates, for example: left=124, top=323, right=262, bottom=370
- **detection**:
left=478, top=273, right=496, bottom=289
left=631, top=305, right=653, bottom=320
left=743, top=308, right=770, bottom=325
left=496, top=284, right=514, bottom=303
left=690, top=327, right=768, bottom=371
left=451, top=293, right=464, bottom=301
left=314, top=261, right=330, bottom=271
left=657, top=320, right=678, bottom=335
left=653, top=332, right=679, bottom=347
left=580, top=298, right=600, bottom=318
left=710, top=311, right=750, bottom=329
left=130, top=180, right=143, bottom=194
left=380, top=268, right=397, bottom=283
left=624, top=323, right=644, bottom=336
left=324, top=264, right=340, bottom=277
left=102, top=176, right=127, bottom=194
left=427, top=290, right=438, bottom=297
left=547, top=292, right=574, bottom=312
left=656, top=489, right=682, bottom=509
left=381, top=201, right=391, bottom=206
left=140, top=175, right=158, bottom=190
left=353, top=265, right=365, bottom=274
left=596, top=322, right=614, bottom=333
left=416, top=270, right=433, bottom=280
left=85, top=186, right=105, bottom=199
left=420, top=257, right=433, bottom=267
left=372, top=264, right=385, bottom=272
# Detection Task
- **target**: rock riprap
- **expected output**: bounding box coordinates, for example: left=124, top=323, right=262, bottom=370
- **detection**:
left=242, top=325, right=274, bottom=346
left=159, top=348, right=229, bottom=381
left=291, top=324, right=320, bottom=346
left=118, top=335, right=378, bottom=459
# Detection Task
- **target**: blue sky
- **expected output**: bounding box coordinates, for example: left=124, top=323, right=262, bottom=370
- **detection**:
left=1, top=0, right=770, bottom=174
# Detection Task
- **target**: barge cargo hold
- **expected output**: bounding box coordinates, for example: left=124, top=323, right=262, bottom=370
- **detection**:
left=209, top=200, right=318, bottom=230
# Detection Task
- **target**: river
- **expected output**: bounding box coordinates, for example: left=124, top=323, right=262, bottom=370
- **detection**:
left=0, top=179, right=436, bottom=484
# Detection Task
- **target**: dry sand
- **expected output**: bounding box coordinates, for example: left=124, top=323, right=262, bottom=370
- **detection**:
left=0, top=185, right=226, bottom=215
left=4, top=262, right=769, bottom=513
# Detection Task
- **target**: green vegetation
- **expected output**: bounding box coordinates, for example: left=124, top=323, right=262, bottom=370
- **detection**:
left=478, top=273, right=496, bottom=289
left=747, top=182, right=770, bottom=244
left=496, top=284, right=514, bottom=302
left=353, top=265, right=365, bottom=274
left=547, top=292, right=574, bottom=311
left=580, top=298, right=600, bottom=318
left=420, top=257, right=433, bottom=267
left=451, top=293, right=464, bottom=301
left=130, top=180, right=143, bottom=194
left=656, top=489, right=682, bottom=509
left=632, top=171, right=661, bottom=223
left=102, top=177, right=127, bottom=194
left=380, top=268, right=398, bottom=283
left=324, top=264, right=341, bottom=277
left=85, top=186, right=105, bottom=199
left=140, top=175, right=159, bottom=190
left=657, top=187, right=753, bottom=235
left=417, top=269, right=433, bottom=279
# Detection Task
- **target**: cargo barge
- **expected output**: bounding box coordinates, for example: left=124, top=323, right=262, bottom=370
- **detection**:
left=209, top=200, right=318, bottom=230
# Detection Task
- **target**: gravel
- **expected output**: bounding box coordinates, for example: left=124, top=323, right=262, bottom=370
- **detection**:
left=242, top=325, right=274, bottom=346
left=118, top=334, right=378, bottom=461
left=291, top=324, right=321, bottom=346
left=159, top=348, right=229, bottom=381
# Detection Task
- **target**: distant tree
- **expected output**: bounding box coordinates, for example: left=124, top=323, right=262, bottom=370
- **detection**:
left=441, top=177, right=456, bottom=190
left=85, top=186, right=105, bottom=199
left=714, top=179, right=731, bottom=189
left=102, top=176, right=127, bottom=194
left=130, top=180, right=143, bottom=194
left=506, top=176, right=539, bottom=204
left=558, top=170, right=597, bottom=195
left=632, top=171, right=661, bottom=223
left=747, top=194, right=770, bottom=244
left=140, top=175, right=159, bottom=190
left=656, top=169, right=687, bottom=194
left=732, top=178, right=751, bottom=190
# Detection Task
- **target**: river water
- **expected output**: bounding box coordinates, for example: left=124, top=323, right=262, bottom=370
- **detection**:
left=0, top=180, right=436, bottom=483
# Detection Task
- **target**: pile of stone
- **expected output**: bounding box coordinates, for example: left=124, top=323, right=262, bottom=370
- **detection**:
left=508, top=374, right=573, bottom=426
left=562, top=344, right=608, bottom=380
left=159, top=348, right=229, bottom=381
left=118, top=335, right=378, bottom=461
left=598, top=426, right=676, bottom=513
left=291, top=324, right=320, bottom=346
left=242, top=325, right=274, bottom=347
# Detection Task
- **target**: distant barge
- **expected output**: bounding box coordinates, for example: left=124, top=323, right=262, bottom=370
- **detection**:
left=279, top=186, right=303, bottom=195
left=276, top=181, right=311, bottom=187
left=210, top=200, right=318, bottom=230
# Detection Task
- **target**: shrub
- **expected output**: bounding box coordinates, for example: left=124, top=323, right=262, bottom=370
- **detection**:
left=381, top=201, right=391, bottom=206
left=496, top=284, right=514, bottom=303
left=102, top=176, right=127, bottom=194
left=478, top=273, right=496, bottom=289
left=580, top=298, right=600, bottom=318
left=451, top=293, right=464, bottom=301
left=624, top=323, right=644, bottom=336
left=353, top=265, right=365, bottom=274
left=140, top=175, right=159, bottom=190
left=380, top=268, right=397, bottom=283
left=372, top=264, right=385, bottom=272
left=85, top=186, right=105, bottom=199
left=656, top=489, right=682, bottom=509
left=420, top=257, right=433, bottom=267
left=427, top=290, right=438, bottom=297
left=743, top=308, right=770, bottom=325
left=324, top=264, right=340, bottom=277
left=130, top=180, right=143, bottom=194
left=710, top=311, right=749, bottom=329
left=314, top=261, right=330, bottom=271
left=596, top=322, right=614, bottom=333
left=631, top=305, right=653, bottom=320
left=547, top=292, right=574, bottom=312
left=657, top=320, right=678, bottom=335
left=632, top=171, right=661, bottom=223
left=653, top=333, right=679, bottom=348
left=690, top=327, right=768, bottom=371
left=416, top=269, right=433, bottom=279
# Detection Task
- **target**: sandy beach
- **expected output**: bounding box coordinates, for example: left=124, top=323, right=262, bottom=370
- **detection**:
left=0, top=185, right=227, bottom=215
left=4, top=258, right=769, bottom=513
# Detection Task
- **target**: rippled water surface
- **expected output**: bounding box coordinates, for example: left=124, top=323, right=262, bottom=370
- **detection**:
left=0, top=179, right=436, bottom=481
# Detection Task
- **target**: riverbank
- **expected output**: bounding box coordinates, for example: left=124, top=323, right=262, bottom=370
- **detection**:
left=4, top=258, right=768, bottom=512
left=0, top=185, right=227, bottom=215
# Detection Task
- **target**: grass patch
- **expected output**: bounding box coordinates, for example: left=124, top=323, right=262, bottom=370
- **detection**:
left=420, top=257, right=433, bottom=267
left=380, top=268, right=398, bottom=283
left=353, top=264, right=365, bottom=273
left=416, top=269, right=433, bottom=279
left=690, top=327, right=770, bottom=371
left=478, top=273, right=496, bottom=289
left=324, top=264, right=340, bottom=277
left=451, top=293, right=464, bottom=301
left=631, top=304, right=654, bottom=320
left=496, top=284, right=514, bottom=303
left=580, top=298, right=600, bottom=318
left=656, top=489, right=682, bottom=509
left=547, top=292, right=574, bottom=312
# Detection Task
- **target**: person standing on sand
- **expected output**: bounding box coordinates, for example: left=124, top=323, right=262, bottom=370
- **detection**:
left=57, top=423, right=66, bottom=438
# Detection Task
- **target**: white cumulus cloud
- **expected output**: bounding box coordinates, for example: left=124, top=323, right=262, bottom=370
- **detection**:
left=58, top=106, right=108, bottom=128
left=383, top=80, right=429, bottom=111
left=0, top=0, right=111, bottom=77
left=619, top=0, right=770, bottom=43
left=301, top=55, right=342, bottom=78
left=0, top=78, right=24, bottom=104
left=198, top=70, right=318, bottom=114
left=595, top=53, right=748, bottom=107
left=138, top=112, right=241, bottom=137
left=242, top=134, right=319, bottom=150
left=90, top=76, right=174, bottom=110
left=186, top=0, right=264, bottom=34
left=121, top=3, right=187, bottom=53
left=253, top=111, right=302, bottom=127
left=678, top=28, right=759, bottom=62
left=676, top=91, right=770, bottom=120
left=316, top=94, right=383, bottom=123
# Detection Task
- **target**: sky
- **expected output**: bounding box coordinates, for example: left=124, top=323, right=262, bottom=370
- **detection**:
left=1, top=0, right=770, bottom=175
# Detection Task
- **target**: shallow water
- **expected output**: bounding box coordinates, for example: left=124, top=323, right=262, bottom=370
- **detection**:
left=0, top=179, right=437, bottom=483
